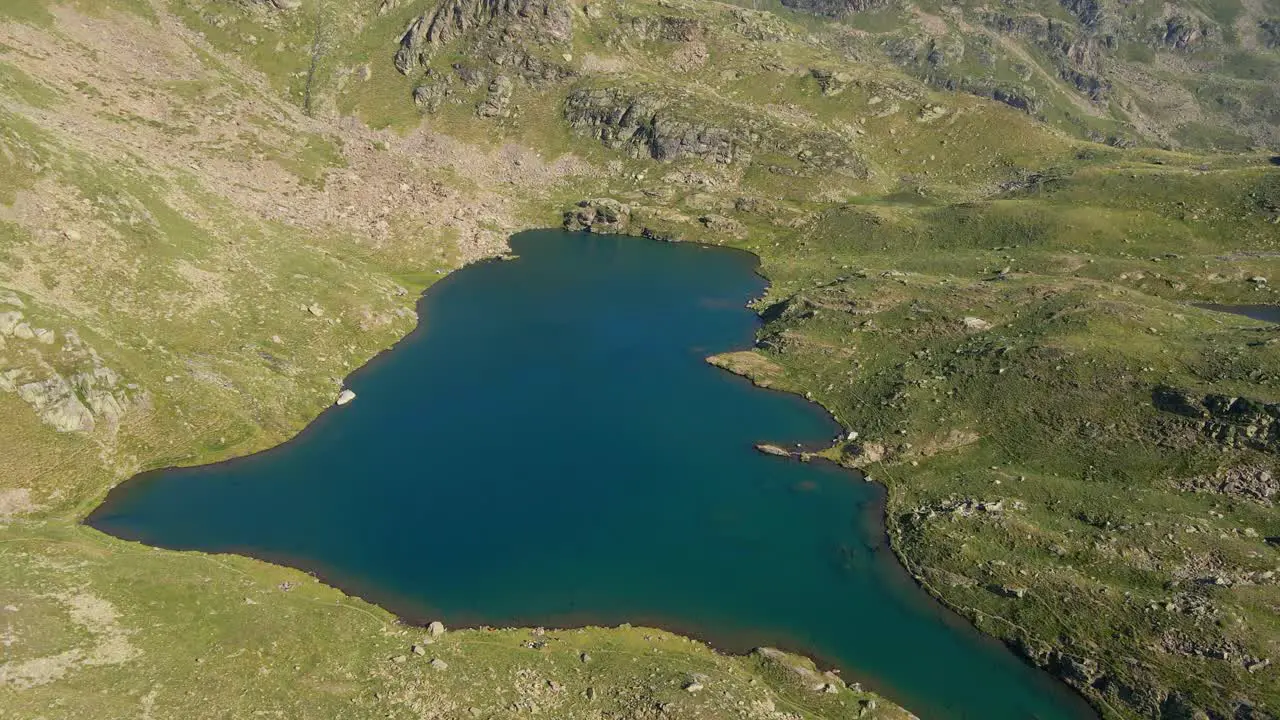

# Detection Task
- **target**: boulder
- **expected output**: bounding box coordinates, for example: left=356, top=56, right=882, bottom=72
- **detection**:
left=336, top=389, right=356, bottom=406
left=17, top=376, right=95, bottom=433
left=413, top=73, right=451, bottom=113
left=427, top=620, right=446, bottom=637
left=961, top=316, right=993, bottom=331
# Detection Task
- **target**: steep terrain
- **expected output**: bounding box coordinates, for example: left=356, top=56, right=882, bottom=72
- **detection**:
left=1, top=0, right=1278, bottom=718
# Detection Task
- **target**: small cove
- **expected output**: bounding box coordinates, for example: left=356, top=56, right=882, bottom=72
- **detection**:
left=89, top=230, right=1097, bottom=720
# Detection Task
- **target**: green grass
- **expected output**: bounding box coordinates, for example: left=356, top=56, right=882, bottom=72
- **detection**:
left=2, top=1, right=1279, bottom=719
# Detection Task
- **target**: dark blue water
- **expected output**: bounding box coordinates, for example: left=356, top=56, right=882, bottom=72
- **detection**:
left=90, top=230, right=1095, bottom=720
left=1195, top=303, right=1280, bottom=324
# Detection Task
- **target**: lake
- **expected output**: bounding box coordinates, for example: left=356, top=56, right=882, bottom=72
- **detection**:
left=1195, top=303, right=1280, bottom=324
left=89, top=230, right=1096, bottom=719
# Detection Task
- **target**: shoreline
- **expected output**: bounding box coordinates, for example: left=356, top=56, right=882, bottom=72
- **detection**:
left=83, top=228, right=1098, bottom=720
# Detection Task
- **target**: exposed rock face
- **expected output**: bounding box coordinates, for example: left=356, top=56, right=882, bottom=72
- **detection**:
left=810, top=68, right=856, bottom=96
left=413, top=72, right=451, bottom=113
left=476, top=75, right=513, bottom=117
left=1263, top=19, right=1280, bottom=50
left=626, top=14, right=705, bottom=42
left=16, top=376, right=95, bottom=433
left=780, top=0, right=890, bottom=17
left=0, top=325, right=140, bottom=434
left=1155, top=15, right=1215, bottom=50
left=247, top=0, right=301, bottom=11
left=1153, top=386, right=1280, bottom=454
left=564, top=199, right=630, bottom=233
left=395, top=0, right=572, bottom=75
left=564, top=88, right=740, bottom=164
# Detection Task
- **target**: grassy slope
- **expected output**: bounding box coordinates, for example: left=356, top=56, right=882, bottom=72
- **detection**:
left=1, top=0, right=1278, bottom=718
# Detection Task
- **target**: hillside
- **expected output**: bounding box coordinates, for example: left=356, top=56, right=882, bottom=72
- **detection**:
left=1, top=0, right=1278, bottom=718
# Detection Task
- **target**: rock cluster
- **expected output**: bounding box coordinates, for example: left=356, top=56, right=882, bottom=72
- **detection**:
left=564, top=88, right=740, bottom=164
left=1178, top=464, right=1277, bottom=504
left=1153, top=386, right=1280, bottom=454
left=563, top=199, right=631, bottom=233
left=0, top=323, right=140, bottom=433
left=395, top=0, right=573, bottom=75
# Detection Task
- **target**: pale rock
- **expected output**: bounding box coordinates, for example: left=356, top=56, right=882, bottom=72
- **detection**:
left=427, top=620, right=446, bottom=637
left=12, top=323, right=34, bottom=340
left=0, top=311, right=23, bottom=335
left=85, top=389, right=126, bottom=425
left=336, top=389, right=356, bottom=406
left=962, top=316, right=993, bottom=331
left=17, top=376, right=95, bottom=432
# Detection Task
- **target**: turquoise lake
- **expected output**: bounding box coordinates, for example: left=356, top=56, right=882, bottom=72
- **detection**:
left=90, top=230, right=1097, bottom=719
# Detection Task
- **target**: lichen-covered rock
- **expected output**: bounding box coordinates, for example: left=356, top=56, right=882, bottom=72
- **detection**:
left=412, top=70, right=452, bottom=112
left=780, top=0, right=890, bottom=17
left=476, top=75, right=513, bottom=117
left=1154, top=14, right=1216, bottom=50
left=563, top=88, right=739, bottom=164
left=1154, top=386, right=1280, bottom=453
left=16, top=376, right=95, bottom=433
left=626, top=14, right=705, bottom=42
left=396, top=0, right=572, bottom=75
left=564, top=199, right=631, bottom=233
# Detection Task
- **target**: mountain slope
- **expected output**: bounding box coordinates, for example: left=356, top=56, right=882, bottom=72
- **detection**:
left=1, top=0, right=1278, bottom=718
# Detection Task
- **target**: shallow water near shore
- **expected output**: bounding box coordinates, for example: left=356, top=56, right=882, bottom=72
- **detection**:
left=90, top=230, right=1096, bottom=720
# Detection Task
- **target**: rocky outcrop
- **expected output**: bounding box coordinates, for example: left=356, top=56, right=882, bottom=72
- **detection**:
left=563, top=85, right=868, bottom=177
left=1179, top=464, right=1277, bottom=504
left=563, top=88, right=739, bottom=164
left=1058, top=0, right=1104, bottom=31
left=413, top=71, right=451, bottom=112
left=564, top=199, right=630, bottom=233
left=626, top=14, right=705, bottom=42
left=247, top=0, right=301, bottom=11
left=0, top=325, right=141, bottom=433
left=1262, top=19, right=1280, bottom=50
left=779, top=0, right=890, bottom=17
left=1153, top=15, right=1216, bottom=50
left=476, top=75, right=513, bottom=117
left=809, top=68, right=856, bottom=96
left=16, top=376, right=94, bottom=433
left=395, top=0, right=572, bottom=75
left=1153, top=386, right=1280, bottom=454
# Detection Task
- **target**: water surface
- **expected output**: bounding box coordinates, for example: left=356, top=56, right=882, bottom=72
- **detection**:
left=1195, top=303, right=1280, bottom=324
left=91, top=230, right=1095, bottom=720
